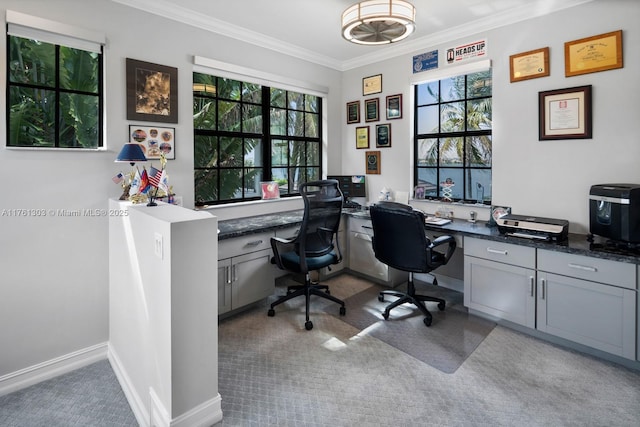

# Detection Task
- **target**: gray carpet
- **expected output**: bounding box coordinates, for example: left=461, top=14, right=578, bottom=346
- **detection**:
left=0, top=359, right=137, bottom=426
left=334, top=281, right=496, bottom=373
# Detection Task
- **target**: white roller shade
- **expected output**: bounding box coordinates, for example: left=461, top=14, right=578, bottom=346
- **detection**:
left=6, top=10, right=105, bottom=53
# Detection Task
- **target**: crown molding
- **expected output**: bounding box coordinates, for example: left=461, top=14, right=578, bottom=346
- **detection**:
left=111, top=0, right=594, bottom=72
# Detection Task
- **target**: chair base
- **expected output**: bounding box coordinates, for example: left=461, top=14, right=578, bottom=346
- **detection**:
left=378, top=274, right=445, bottom=327
left=268, top=274, right=346, bottom=330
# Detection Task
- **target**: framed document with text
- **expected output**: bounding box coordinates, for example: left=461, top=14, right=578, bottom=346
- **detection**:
left=510, top=47, right=549, bottom=83
left=565, top=30, right=622, bottom=77
left=539, top=85, right=592, bottom=140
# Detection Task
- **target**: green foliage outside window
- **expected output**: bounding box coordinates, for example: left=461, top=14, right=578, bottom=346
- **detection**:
left=7, top=35, right=102, bottom=148
left=194, top=73, right=322, bottom=205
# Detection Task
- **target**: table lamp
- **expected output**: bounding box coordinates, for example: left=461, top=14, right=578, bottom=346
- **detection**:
left=115, top=143, right=147, bottom=200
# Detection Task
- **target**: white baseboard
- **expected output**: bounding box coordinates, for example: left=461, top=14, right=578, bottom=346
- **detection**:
left=151, top=388, right=223, bottom=427
left=0, top=342, right=108, bottom=397
left=108, top=344, right=149, bottom=427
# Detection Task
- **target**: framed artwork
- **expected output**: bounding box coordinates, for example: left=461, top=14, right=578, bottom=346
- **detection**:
left=129, top=125, right=175, bottom=159
left=385, top=94, right=402, bottom=119
left=356, top=126, right=370, bottom=149
left=347, top=100, right=360, bottom=124
left=565, top=30, right=622, bottom=77
left=126, top=58, right=178, bottom=123
left=539, top=85, right=592, bottom=140
left=363, top=74, right=382, bottom=96
left=365, top=98, right=379, bottom=122
left=376, top=123, right=391, bottom=148
left=509, top=47, right=550, bottom=83
left=365, top=150, right=380, bottom=175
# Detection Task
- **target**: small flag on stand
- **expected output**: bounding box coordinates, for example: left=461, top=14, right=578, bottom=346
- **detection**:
left=139, top=168, right=150, bottom=194
left=129, top=169, right=141, bottom=196
left=112, top=172, right=124, bottom=184
left=148, top=166, right=163, bottom=188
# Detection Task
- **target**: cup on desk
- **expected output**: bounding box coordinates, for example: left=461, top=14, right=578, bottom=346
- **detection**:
left=469, top=211, right=477, bottom=223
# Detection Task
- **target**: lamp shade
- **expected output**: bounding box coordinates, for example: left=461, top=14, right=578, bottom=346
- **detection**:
left=115, top=143, right=147, bottom=164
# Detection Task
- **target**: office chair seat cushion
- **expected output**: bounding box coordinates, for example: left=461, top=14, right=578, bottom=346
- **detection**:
left=281, top=251, right=338, bottom=273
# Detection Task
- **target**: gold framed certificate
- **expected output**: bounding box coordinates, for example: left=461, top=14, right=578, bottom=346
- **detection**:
left=509, top=47, right=549, bottom=83
left=363, top=74, right=382, bottom=96
left=565, top=30, right=622, bottom=77
left=356, top=126, right=369, bottom=149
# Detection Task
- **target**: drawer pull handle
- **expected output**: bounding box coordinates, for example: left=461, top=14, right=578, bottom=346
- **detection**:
left=568, top=263, right=597, bottom=272
left=245, top=240, right=263, bottom=247
left=362, top=225, right=373, bottom=230
left=530, top=276, right=534, bottom=297
left=487, top=248, right=508, bottom=255
left=540, top=278, right=546, bottom=300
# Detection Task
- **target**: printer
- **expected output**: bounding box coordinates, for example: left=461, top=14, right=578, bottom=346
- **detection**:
left=497, top=214, right=569, bottom=242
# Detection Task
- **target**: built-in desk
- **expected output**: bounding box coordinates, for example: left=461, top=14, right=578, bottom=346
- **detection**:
left=218, top=207, right=640, bottom=368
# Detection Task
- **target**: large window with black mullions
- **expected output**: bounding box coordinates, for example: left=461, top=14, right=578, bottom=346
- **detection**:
left=414, top=69, right=492, bottom=204
left=193, top=72, right=322, bottom=205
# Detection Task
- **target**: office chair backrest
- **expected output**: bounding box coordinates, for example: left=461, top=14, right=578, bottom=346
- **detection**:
left=370, top=202, right=431, bottom=272
left=297, top=179, right=343, bottom=263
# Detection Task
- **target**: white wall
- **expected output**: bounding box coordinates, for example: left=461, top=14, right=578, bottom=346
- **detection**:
left=0, top=0, right=341, bottom=382
left=341, top=0, right=639, bottom=234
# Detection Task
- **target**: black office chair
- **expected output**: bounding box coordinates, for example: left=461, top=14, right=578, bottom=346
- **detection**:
left=268, top=179, right=346, bottom=330
left=369, top=202, right=457, bottom=326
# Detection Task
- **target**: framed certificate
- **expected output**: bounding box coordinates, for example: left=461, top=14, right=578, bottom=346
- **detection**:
left=363, top=74, right=382, bottom=96
left=539, top=85, right=592, bottom=140
left=509, top=47, right=549, bottom=83
left=565, top=30, right=623, bottom=77
left=355, top=126, right=369, bottom=149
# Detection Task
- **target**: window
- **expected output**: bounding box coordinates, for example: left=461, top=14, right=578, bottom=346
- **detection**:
left=193, top=72, right=322, bottom=205
left=6, top=16, right=103, bottom=148
left=414, top=69, right=492, bottom=203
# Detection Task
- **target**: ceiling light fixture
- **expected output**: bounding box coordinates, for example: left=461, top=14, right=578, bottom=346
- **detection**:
left=342, top=0, right=416, bottom=45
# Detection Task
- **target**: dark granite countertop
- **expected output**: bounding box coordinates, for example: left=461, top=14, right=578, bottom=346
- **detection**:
left=219, top=208, right=640, bottom=264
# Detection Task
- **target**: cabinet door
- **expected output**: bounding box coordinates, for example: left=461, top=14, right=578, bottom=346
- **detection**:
left=537, top=272, right=636, bottom=359
left=464, top=256, right=536, bottom=328
left=218, top=258, right=232, bottom=315
left=231, top=249, right=275, bottom=309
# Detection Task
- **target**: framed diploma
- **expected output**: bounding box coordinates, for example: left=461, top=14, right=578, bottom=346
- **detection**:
left=356, top=126, right=370, bottom=149
left=539, top=85, right=592, bottom=140
left=363, top=74, right=382, bottom=96
left=509, top=47, right=550, bottom=83
left=565, top=30, right=623, bottom=77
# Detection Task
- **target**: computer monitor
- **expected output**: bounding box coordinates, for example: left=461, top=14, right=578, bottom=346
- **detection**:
left=328, top=175, right=366, bottom=200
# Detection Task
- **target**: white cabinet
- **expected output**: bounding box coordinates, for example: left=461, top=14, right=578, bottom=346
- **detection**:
left=348, top=216, right=408, bottom=287
left=218, top=231, right=276, bottom=315
left=537, top=250, right=636, bottom=359
left=464, top=237, right=536, bottom=328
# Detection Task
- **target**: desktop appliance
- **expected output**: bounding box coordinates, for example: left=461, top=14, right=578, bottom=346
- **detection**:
left=496, top=214, right=569, bottom=242
left=589, top=183, right=640, bottom=244
left=328, top=175, right=366, bottom=208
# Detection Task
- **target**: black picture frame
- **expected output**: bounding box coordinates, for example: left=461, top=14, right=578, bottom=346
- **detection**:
left=376, top=123, right=391, bottom=148
left=347, top=100, right=360, bottom=124
left=126, top=58, right=178, bottom=123
left=365, top=98, right=379, bottom=122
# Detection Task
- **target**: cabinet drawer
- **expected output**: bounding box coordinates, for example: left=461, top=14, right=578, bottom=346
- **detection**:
left=219, top=231, right=273, bottom=259
left=538, top=249, right=636, bottom=289
left=349, top=216, right=373, bottom=235
left=464, top=237, right=535, bottom=269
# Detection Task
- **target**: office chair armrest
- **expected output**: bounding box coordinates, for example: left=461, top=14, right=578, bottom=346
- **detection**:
left=428, top=235, right=457, bottom=265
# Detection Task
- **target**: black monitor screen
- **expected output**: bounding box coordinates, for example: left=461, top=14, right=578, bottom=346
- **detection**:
left=328, top=175, right=366, bottom=199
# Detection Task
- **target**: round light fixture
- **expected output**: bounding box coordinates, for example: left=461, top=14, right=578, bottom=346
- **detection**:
left=342, top=0, right=416, bottom=45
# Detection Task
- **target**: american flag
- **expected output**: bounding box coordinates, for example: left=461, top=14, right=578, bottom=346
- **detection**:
left=112, top=172, right=124, bottom=184
left=148, top=166, right=163, bottom=188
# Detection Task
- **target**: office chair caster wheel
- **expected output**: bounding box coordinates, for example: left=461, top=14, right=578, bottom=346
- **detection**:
left=382, top=311, right=390, bottom=320
left=378, top=294, right=385, bottom=302
left=267, top=309, right=275, bottom=317
left=339, top=306, right=346, bottom=316
left=423, top=317, right=432, bottom=327
left=326, top=289, right=331, bottom=295
left=305, top=321, right=313, bottom=330
left=438, top=301, right=446, bottom=311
